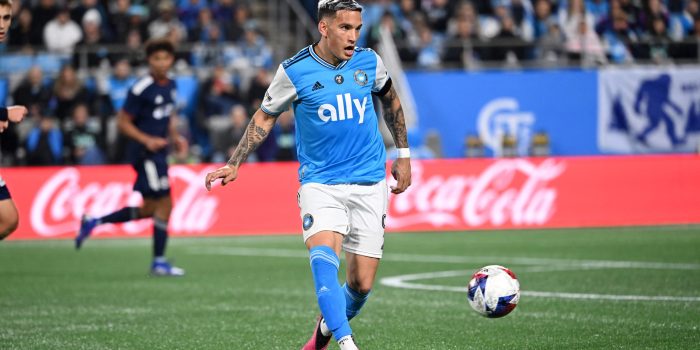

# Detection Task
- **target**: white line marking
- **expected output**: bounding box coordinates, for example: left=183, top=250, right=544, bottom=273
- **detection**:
left=187, top=247, right=700, bottom=270
left=380, top=270, right=700, bottom=302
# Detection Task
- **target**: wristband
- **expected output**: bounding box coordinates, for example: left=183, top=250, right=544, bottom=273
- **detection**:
left=0, top=108, right=7, bottom=122
left=396, top=148, right=410, bottom=158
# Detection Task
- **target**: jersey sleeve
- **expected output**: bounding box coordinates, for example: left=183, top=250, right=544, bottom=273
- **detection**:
left=260, top=64, right=298, bottom=116
left=121, top=88, right=141, bottom=119
left=372, top=51, right=391, bottom=94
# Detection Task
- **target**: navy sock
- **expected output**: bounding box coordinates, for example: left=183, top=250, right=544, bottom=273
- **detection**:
left=153, top=217, right=168, bottom=258
left=309, top=246, right=352, bottom=341
left=98, top=207, right=138, bottom=224
left=343, top=283, right=370, bottom=321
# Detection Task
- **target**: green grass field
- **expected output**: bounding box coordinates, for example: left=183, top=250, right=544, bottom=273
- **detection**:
left=1, top=226, right=699, bottom=349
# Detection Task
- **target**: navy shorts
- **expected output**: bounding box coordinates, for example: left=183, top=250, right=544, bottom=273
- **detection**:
left=0, top=176, right=10, bottom=200
left=132, top=157, right=170, bottom=199
left=0, top=184, right=10, bottom=200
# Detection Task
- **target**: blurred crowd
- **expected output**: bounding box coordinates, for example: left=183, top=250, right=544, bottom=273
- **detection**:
left=345, top=0, right=700, bottom=68
left=1, top=0, right=700, bottom=166
left=0, top=0, right=283, bottom=166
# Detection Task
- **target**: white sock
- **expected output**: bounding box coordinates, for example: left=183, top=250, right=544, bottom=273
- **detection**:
left=320, top=318, right=331, bottom=337
left=154, top=256, right=167, bottom=264
left=338, top=335, right=358, bottom=350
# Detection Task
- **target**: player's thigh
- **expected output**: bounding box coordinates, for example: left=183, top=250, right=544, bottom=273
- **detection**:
left=345, top=252, right=380, bottom=293
left=298, top=183, right=349, bottom=245
left=344, top=180, right=388, bottom=259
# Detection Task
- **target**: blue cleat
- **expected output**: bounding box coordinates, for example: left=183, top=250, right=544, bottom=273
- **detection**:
left=150, top=260, right=185, bottom=277
left=76, top=215, right=98, bottom=250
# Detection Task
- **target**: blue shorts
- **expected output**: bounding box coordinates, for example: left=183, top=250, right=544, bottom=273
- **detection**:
left=132, top=157, right=171, bottom=199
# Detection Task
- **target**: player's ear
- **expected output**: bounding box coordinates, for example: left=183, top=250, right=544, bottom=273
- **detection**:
left=318, top=19, right=328, bottom=38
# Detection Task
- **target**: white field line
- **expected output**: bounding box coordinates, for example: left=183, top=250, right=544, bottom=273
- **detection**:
left=379, top=270, right=700, bottom=302
left=187, top=246, right=700, bottom=270
left=186, top=247, right=700, bottom=302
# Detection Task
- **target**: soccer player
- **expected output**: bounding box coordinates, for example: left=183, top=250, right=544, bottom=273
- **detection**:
left=76, top=39, right=188, bottom=276
left=204, top=1, right=411, bottom=349
left=0, top=0, right=29, bottom=240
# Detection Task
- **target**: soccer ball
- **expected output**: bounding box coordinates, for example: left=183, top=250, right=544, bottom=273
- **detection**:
left=467, top=265, right=520, bottom=318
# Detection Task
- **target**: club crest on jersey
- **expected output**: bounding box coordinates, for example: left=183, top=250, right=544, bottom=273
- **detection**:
left=354, top=70, right=368, bottom=86
left=155, top=95, right=163, bottom=104
left=335, top=74, right=344, bottom=84
left=303, top=214, right=314, bottom=230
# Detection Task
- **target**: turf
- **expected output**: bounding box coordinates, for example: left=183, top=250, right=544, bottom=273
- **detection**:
left=1, top=226, right=699, bottom=349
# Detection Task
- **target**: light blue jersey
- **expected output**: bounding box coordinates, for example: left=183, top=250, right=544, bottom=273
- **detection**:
left=261, top=45, right=391, bottom=185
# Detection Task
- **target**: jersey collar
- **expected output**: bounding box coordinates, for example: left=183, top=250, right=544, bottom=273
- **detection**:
left=308, top=44, right=350, bottom=70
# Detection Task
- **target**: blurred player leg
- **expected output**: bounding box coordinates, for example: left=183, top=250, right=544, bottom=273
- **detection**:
left=0, top=181, right=19, bottom=240
left=150, top=195, right=183, bottom=276
left=76, top=207, right=142, bottom=249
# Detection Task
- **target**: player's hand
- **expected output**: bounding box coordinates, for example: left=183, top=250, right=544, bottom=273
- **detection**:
left=390, top=157, right=412, bottom=194
left=205, top=164, right=239, bottom=191
left=173, top=134, right=189, bottom=156
left=144, top=137, right=168, bottom=152
left=7, top=105, right=28, bottom=123
left=0, top=121, right=8, bottom=133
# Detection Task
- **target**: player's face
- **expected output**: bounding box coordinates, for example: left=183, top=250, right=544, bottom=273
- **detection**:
left=322, top=10, right=362, bottom=62
left=0, top=5, right=12, bottom=43
left=148, top=50, right=175, bottom=80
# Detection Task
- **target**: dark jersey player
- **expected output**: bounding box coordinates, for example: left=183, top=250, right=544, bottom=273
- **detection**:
left=76, top=39, right=188, bottom=276
left=0, top=0, right=28, bottom=240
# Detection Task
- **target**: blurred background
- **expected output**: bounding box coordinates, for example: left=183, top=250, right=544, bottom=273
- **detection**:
left=1, top=0, right=700, bottom=168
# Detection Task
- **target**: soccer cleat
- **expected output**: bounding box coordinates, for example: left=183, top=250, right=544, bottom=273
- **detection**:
left=301, top=316, right=332, bottom=350
left=150, top=261, right=185, bottom=277
left=338, top=335, right=359, bottom=350
left=75, top=215, right=98, bottom=250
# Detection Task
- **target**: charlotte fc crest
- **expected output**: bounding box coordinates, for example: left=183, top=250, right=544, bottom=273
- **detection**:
left=354, top=70, right=368, bottom=86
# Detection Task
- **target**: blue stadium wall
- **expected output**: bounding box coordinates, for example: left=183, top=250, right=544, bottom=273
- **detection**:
left=406, top=67, right=700, bottom=158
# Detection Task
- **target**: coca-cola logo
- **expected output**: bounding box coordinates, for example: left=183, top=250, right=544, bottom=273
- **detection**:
left=31, top=166, right=219, bottom=237
left=387, top=159, right=565, bottom=229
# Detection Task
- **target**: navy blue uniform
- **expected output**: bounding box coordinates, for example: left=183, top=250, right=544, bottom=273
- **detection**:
left=0, top=176, right=10, bottom=200
left=0, top=108, right=10, bottom=200
left=122, top=75, right=177, bottom=198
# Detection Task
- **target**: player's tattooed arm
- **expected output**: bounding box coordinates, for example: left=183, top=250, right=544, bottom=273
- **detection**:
left=379, top=85, right=408, bottom=148
left=226, top=109, right=277, bottom=168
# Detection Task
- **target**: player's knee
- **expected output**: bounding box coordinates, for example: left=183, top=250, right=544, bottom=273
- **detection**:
left=0, top=216, right=19, bottom=240
left=347, top=280, right=373, bottom=295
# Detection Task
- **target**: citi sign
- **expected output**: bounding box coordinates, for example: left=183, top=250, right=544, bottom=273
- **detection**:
left=318, top=94, right=368, bottom=124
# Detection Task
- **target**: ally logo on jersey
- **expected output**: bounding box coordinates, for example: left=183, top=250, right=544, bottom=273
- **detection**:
left=317, top=93, right=368, bottom=124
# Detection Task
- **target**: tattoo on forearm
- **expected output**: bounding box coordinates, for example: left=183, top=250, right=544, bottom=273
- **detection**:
left=381, top=87, right=408, bottom=148
left=227, top=119, right=269, bottom=167
left=255, top=125, right=268, bottom=138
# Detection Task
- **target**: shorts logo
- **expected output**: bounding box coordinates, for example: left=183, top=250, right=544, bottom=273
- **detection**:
left=354, top=70, right=368, bottom=86
left=335, top=74, right=344, bottom=84
left=382, top=214, right=386, bottom=228
left=303, top=214, right=314, bottom=231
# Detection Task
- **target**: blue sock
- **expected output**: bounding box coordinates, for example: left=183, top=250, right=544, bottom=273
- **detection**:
left=343, top=283, right=370, bottom=321
left=98, top=207, right=138, bottom=224
left=309, top=246, right=351, bottom=341
left=153, top=217, right=168, bottom=258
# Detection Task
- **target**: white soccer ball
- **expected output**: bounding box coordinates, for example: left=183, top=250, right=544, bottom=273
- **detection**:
left=467, top=265, right=520, bottom=318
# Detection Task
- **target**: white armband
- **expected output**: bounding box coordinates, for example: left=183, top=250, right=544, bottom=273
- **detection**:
left=396, top=148, right=411, bottom=158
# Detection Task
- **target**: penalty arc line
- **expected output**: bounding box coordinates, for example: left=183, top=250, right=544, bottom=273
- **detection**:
left=379, top=270, right=700, bottom=302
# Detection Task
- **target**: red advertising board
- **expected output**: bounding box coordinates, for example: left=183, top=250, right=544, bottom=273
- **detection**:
left=3, top=155, right=700, bottom=240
